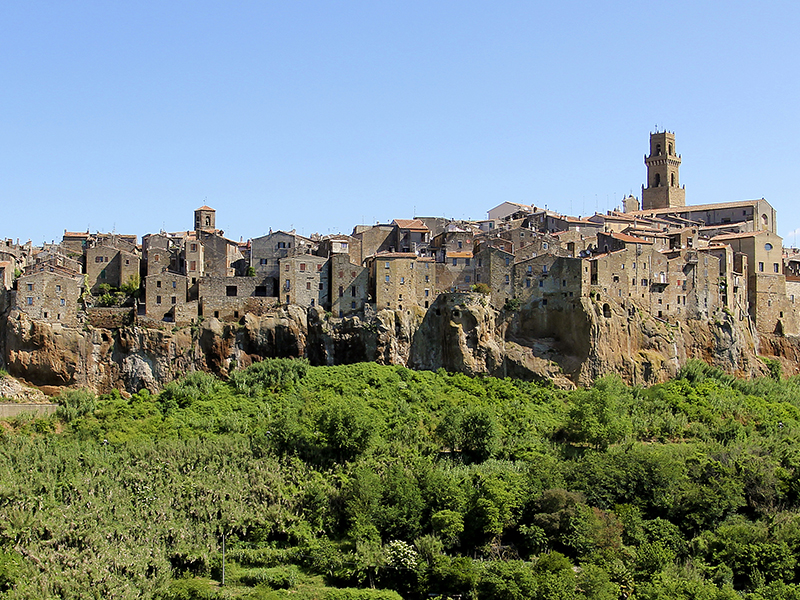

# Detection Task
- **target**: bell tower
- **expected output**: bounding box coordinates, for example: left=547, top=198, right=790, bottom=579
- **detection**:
left=642, top=131, right=685, bottom=210
left=194, top=205, right=216, bottom=232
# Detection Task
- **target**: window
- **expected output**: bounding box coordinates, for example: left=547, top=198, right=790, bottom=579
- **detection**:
left=255, top=286, right=267, bottom=296
left=95, top=256, right=104, bottom=263
left=505, top=258, right=510, bottom=266
left=277, top=242, right=286, bottom=249
left=759, top=262, right=764, bottom=272
left=538, top=280, right=543, bottom=288
left=385, top=275, right=390, bottom=283
left=774, top=263, right=780, bottom=273
left=260, top=258, right=267, bottom=265
left=505, top=274, right=510, bottom=284
left=191, top=244, right=197, bottom=252
left=425, top=275, right=429, bottom=282
left=400, top=277, right=405, bottom=284
left=543, top=242, right=548, bottom=250
left=190, top=261, right=197, bottom=271
left=465, top=258, right=471, bottom=266
left=156, top=295, right=161, bottom=305
left=478, top=258, right=482, bottom=267
left=542, top=265, right=548, bottom=273
left=424, top=289, right=429, bottom=297
left=172, top=281, right=176, bottom=288
left=385, top=262, right=390, bottom=269
left=465, top=275, right=471, bottom=283
left=452, top=258, right=457, bottom=266
left=765, top=243, right=774, bottom=251
left=285, top=264, right=289, bottom=271
left=156, top=280, right=162, bottom=288
left=226, top=286, right=237, bottom=297
left=351, top=301, right=356, bottom=309
left=526, top=279, right=530, bottom=288
left=319, top=283, right=324, bottom=290
left=339, top=286, right=344, bottom=298
left=527, top=266, right=532, bottom=275
left=306, top=282, right=311, bottom=290
left=171, top=296, right=177, bottom=304
left=300, top=263, right=306, bottom=271
left=341, top=242, right=348, bottom=250
left=26, top=297, right=33, bottom=305
left=317, top=264, right=322, bottom=271
left=351, top=286, right=357, bottom=296
left=60, top=298, right=65, bottom=306
left=26, top=283, right=33, bottom=291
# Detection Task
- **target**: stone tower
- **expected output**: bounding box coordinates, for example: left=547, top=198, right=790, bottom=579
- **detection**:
left=642, top=131, right=685, bottom=210
left=194, top=205, right=216, bottom=232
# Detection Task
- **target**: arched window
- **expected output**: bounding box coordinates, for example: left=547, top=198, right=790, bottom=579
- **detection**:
left=656, top=144, right=662, bottom=155
left=654, top=173, right=661, bottom=187
left=205, top=216, right=211, bottom=226
left=761, top=214, right=768, bottom=228
left=668, top=143, right=673, bottom=155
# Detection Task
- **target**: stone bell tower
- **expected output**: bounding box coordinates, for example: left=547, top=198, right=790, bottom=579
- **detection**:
left=194, top=205, right=216, bottom=232
left=642, top=131, right=685, bottom=210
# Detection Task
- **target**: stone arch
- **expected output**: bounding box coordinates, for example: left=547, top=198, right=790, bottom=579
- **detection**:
left=603, top=303, right=611, bottom=318
left=654, top=173, right=661, bottom=187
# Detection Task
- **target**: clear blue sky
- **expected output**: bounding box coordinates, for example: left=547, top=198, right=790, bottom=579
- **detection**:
left=3, top=1, right=800, bottom=245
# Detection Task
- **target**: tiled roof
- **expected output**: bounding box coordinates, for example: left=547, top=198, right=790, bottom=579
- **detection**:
left=608, top=232, right=653, bottom=245
left=627, top=199, right=764, bottom=217
left=393, top=219, right=429, bottom=231
left=195, top=205, right=215, bottom=211
left=446, top=251, right=474, bottom=258
left=711, top=230, right=767, bottom=241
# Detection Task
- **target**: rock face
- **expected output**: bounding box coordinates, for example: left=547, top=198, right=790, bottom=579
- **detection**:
left=0, top=293, right=776, bottom=394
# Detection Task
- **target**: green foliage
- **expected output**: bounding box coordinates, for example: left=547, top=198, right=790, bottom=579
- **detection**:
left=4, top=362, right=800, bottom=598
left=246, top=265, right=256, bottom=277
left=471, top=283, right=491, bottom=295
left=504, top=297, right=522, bottom=311
left=56, top=387, right=97, bottom=422
left=121, top=273, right=141, bottom=297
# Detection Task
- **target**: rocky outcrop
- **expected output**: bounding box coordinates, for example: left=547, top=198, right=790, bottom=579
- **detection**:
left=0, top=294, right=780, bottom=394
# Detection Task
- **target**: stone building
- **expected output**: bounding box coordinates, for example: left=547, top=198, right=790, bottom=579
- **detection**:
left=278, top=255, right=328, bottom=308
left=369, top=253, right=425, bottom=311
left=473, top=245, right=514, bottom=308
left=144, top=272, right=193, bottom=323
left=199, top=276, right=275, bottom=321
left=85, top=243, right=140, bottom=294
left=250, top=230, right=317, bottom=293
left=330, top=253, right=369, bottom=317
left=15, top=269, right=83, bottom=326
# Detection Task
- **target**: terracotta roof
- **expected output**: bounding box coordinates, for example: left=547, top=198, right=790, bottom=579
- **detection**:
left=63, top=231, right=90, bottom=238
left=608, top=232, right=653, bottom=245
left=195, top=205, right=215, bottom=211
left=393, top=219, right=429, bottom=231
left=711, top=230, right=767, bottom=241
left=446, top=251, right=474, bottom=258
left=373, top=252, right=418, bottom=259
left=627, top=199, right=764, bottom=217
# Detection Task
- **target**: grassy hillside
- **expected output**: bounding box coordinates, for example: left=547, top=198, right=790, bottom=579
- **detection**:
left=3, top=359, right=800, bottom=599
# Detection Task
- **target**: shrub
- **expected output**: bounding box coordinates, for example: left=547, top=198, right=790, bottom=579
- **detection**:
left=56, top=388, right=97, bottom=422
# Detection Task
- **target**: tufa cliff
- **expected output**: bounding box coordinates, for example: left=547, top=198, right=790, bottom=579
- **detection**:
left=0, top=292, right=778, bottom=394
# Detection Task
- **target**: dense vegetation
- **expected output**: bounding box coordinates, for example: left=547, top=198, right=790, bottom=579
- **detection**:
left=3, top=359, right=800, bottom=599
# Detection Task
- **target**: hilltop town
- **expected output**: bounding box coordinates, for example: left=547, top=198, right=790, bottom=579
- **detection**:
left=2, top=131, right=798, bottom=389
